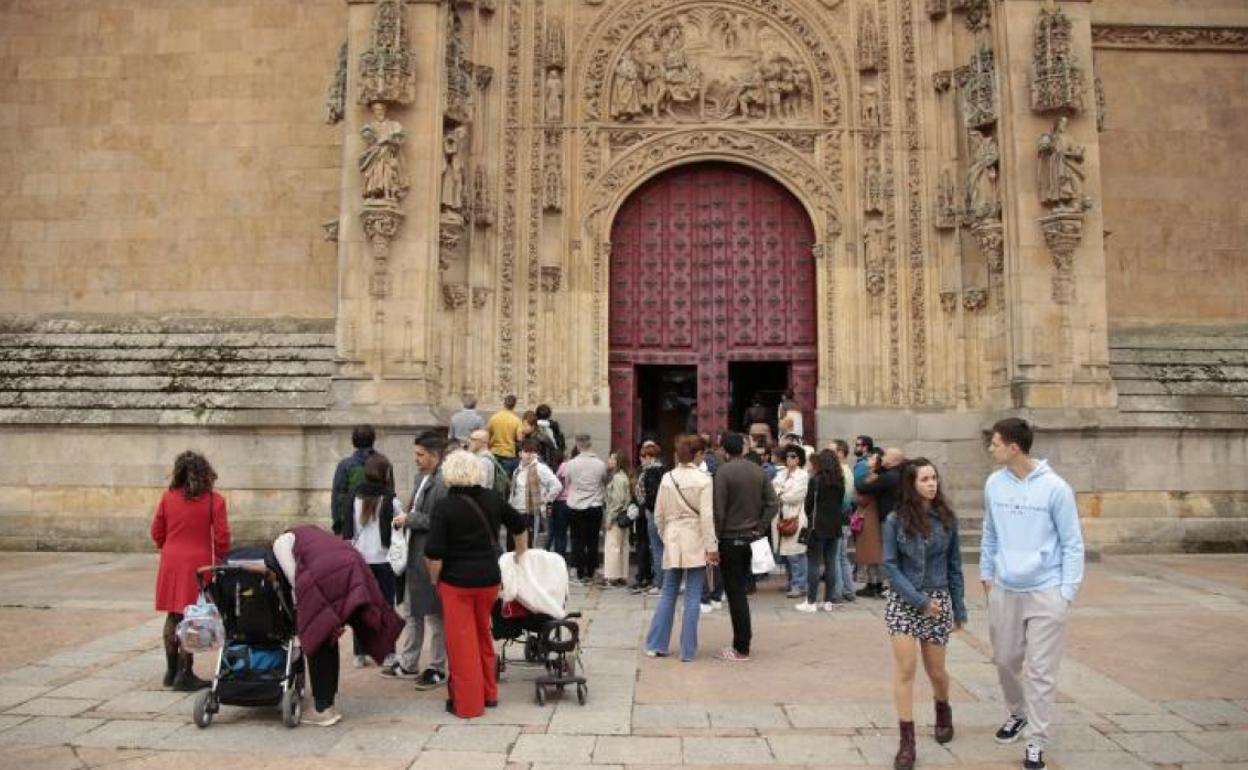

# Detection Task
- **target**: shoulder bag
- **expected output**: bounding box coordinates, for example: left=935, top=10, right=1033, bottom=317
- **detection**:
left=461, top=494, right=502, bottom=556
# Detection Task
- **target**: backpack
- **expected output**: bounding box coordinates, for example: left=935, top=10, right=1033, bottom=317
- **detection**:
left=487, top=453, right=511, bottom=498
left=331, top=453, right=369, bottom=535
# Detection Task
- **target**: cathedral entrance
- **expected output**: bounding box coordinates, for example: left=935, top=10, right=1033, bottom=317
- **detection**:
left=608, top=162, right=817, bottom=457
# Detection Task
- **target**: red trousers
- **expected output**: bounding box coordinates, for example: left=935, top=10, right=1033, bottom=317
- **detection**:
left=437, top=582, right=499, bottom=718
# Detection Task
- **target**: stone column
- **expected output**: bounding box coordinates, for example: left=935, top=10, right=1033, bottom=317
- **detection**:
left=334, top=0, right=444, bottom=416
left=993, top=0, right=1116, bottom=409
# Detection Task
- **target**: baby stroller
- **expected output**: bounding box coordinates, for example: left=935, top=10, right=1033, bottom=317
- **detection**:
left=493, top=547, right=587, bottom=706
left=191, top=547, right=304, bottom=728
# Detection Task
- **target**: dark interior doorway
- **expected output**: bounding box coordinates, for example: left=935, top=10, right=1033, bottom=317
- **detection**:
left=636, top=365, right=697, bottom=464
left=729, top=361, right=789, bottom=441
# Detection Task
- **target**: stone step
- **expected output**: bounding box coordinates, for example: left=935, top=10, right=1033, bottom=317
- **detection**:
left=1109, top=348, right=1248, bottom=366
left=0, top=389, right=331, bottom=410
left=0, top=374, right=331, bottom=393
left=1117, top=393, right=1248, bottom=414
left=0, top=359, right=336, bottom=377
left=1111, top=375, right=1248, bottom=398
left=0, top=331, right=335, bottom=350
left=0, top=346, right=336, bottom=363
left=1110, top=328, right=1248, bottom=351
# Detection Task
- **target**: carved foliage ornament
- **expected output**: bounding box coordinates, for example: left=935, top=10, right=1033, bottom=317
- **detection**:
left=326, top=42, right=347, bottom=124
left=1030, top=1, right=1084, bottom=115
left=582, top=0, right=843, bottom=125
left=1090, top=24, right=1248, bottom=51
left=358, top=0, right=416, bottom=106
left=442, top=283, right=469, bottom=310
left=956, top=44, right=997, bottom=130
left=962, top=288, right=987, bottom=311
left=940, top=291, right=958, bottom=313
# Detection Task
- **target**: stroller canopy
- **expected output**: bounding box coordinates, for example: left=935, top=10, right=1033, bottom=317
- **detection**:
left=499, top=550, right=568, bottom=620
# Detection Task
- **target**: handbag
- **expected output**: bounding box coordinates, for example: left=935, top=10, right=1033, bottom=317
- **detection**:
left=387, top=522, right=408, bottom=575
left=749, top=536, right=776, bottom=575
left=850, top=509, right=865, bottom=535
left=777, top=515, right=801, bottom=538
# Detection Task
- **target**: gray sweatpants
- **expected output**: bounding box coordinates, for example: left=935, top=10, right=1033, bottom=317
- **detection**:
left=396, top=596, right=447, bottom=674
left=987, top=586, right=1069, bottom=749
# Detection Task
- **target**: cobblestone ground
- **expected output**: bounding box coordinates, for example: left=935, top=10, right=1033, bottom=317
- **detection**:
left=1, top=551, right=1247, bottom=769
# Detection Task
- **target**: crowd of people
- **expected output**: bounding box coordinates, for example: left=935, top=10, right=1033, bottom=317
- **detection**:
left=150, top=400, right=1082, bottom=770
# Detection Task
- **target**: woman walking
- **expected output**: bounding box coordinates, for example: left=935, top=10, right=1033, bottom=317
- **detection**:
left=643, top=435, right=718, bottom=662
left=882, top=459, right=967, bottom=770
left=796, top=449, right=846, bottom=612
left=344, top=452, right=403, bottom=668
left=603, top=450, right=633, bottom=587
left=426, top=450, right=530, bottom=718
left=151, top=451, right=230, bottom=691
left=771, top=445, right=809, bottom=599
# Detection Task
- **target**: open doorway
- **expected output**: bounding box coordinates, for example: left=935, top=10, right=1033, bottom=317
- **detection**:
left=728, top=361, right=789, bottom=441
left=636, top=365, right=697, bottom=465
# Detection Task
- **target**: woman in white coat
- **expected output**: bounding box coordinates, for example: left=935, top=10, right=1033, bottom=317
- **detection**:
left=771, top=444, right=809, bottom=599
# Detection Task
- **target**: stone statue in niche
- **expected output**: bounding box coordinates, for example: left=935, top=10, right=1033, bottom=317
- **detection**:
left=612, top=50, right=644, bottom=120
left=964, top=129, right=1000, bottom=224
left=658, top=22, right=701, bottom=118
left=860, top=85, right=880, bottom=130
left=472, top=165, right=493, bottom=227
left=957, top=45, right=997, bottom=130
left=441, top=125, right=468, bottom=218
left=359, top=102, right=409, bottom=203
left=1030, top=0, right=1084, bottom=114
left=864, top=154, right=884, bottom=215
left=857, top=7, right=880, bottom=72
left=546, top=21, right=566, bottom=70
left=863, top=223, right=886, bottom=296
left=545, top=70, right=564, bottom=122
left=544, top=158, right=563, bottom=212
left=358, top=0, right=416, bottom=106
left=1037, top=117, right=1087, bottom=209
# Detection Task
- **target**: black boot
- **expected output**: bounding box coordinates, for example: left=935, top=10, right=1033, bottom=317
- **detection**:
left=172, top=653, right=211, bottom=691
left=895, top=720, right=916, bottom=770
left=162, top=615, right=180, bottom=687
left=163, top=650, right=179, bottom=688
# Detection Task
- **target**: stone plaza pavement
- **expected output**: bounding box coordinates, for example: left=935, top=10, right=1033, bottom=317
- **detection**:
left=0, top=552, right=1247, bottom=769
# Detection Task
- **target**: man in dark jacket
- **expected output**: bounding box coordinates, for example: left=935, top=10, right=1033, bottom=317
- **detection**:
left=854, top=447, right=905, bottom=598
left=331, top=425, right=389, bottom=535
left=712, top=432, right=780, bottom=661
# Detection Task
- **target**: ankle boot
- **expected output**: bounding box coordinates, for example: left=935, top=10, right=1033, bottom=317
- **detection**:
left=895, top=721, right=916, bottom=770
left=934, top=699, right=954, bottom=743
left=172, top=653, right=210, bottom=692
left=162, top=649, right=179, bottom=688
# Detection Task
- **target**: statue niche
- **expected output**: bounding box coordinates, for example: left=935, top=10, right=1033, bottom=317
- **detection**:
left=608, top=9, right=815, bottom=124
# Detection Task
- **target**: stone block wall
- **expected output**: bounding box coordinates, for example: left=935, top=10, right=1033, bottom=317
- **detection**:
left=0, top=0, right=345, bottom=318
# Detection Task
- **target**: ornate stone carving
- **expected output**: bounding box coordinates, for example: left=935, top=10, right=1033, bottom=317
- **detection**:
left=1094, top=74, right=1106, bottom=132
left=441, top=125, right=468, bottom=222
left=956, top=44, right=997, bottom=129
left=326, top=42, right=347, bottom=124
left=472, top=286, right=492, bottom=309
left=926, top=0, right=948, bottom=20
left=585, top=1, right=842, bottom=125
left=1040, top=212, right=1082, bottom=304
left=932, top=70, right=952, bottom=93
left=358, top=0, right=416, bottom=106
left=497, top=0, right=521, bottom=396
left=441, top=282, right=469, bottom=310
left=857, top=6, right=880, bottom=72
left=546, top=19, right=566, bottom=70
left=963, top=0, right=990, bottom=34
left=361, top=204, right=404, bottom=297
left=322, top=220, right=338, bottom=242
left=479, top=0, right=496, bottom=14
left=934, top=168, right=958, bottom=230
left=860, top=85, right=880, bottom=132
left=1037, top=117, right=1088, bottom=210
left=540, top=266, right=562, bottom=293
left=438, top=218, right=465, bottom=270
left=940, top=291, right=958, bottom=313
left=472, top=166, right=494, bottom=227
left=545, top=69, right=563, bottom=122
left=963, top=129, right=999, bottom=226
left=962, top=288, right=987, bottom=311
left=475, top=64, right=494, bottom=90
left=771, top=130, right=817, bottom=153
left=864, top=222, right=886, bottom=297
left=360, top=102, right=409, bottom=203
left=1090, top=24, right=1248, bottom=52
left=972, top=220, right=1004, bottom=273
left=543, top=130, right=563, bottom=212
left=863, top=153, right=884, bottom=215
left=1030, top=1, right=1084, bottom=115
left=445, top=11, right=473, bottom=123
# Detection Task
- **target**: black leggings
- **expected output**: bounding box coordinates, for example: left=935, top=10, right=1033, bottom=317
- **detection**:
left=163, top=612, right=183, bottom=657
left=352, top=563, right=397, bottom=658
left=308, top=640, right=339, bottom=711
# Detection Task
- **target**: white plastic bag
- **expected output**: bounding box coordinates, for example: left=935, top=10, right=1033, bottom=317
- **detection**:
left=176, top=594, right=224, bottom=653
left=749, top=537, right=776, bottom=575
left=387, top=524, right=408, bottom=576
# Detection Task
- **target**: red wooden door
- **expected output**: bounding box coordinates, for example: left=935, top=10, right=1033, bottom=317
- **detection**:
left=609, top=163, right=817, bottom=456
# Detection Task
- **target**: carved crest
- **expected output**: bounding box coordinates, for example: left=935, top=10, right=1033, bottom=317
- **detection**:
left=956, top=44, right=997, bottom=129
left=1030, top=1, right=1085, bottom=114
left=358, top=0, right=416, bottom=106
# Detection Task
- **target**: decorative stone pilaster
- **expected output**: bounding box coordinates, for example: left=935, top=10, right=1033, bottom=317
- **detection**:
left=361, top=203, right=404, bottom=298
left=962, top=288, right=988, bottom=312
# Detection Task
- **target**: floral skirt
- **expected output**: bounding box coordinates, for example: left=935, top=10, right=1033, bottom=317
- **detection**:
left=885, top=588, right=953, bottom=646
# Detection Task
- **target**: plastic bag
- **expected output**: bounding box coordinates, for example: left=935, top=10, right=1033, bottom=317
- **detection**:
left=387, top=524, right=408, bottom=576
left=176, top=593, right=225, bottom=653
left=749, top=537, right=776, bottom=575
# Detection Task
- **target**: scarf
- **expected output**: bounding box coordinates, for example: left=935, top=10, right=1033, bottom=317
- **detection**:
left=525, top=462, right=541, bottom=514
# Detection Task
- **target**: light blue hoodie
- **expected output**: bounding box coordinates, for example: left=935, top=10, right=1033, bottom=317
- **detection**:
left=980, top=459, right=1084, bottom=601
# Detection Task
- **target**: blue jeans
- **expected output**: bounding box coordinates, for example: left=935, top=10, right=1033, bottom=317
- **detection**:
left=834, top=525, right=855, bottom=598
left=644, top=567, right=706, bottom=661
left=805, top=536, right=839, bottom=603
left=548, top=501, right=571, bottom=563
left=647, top=514, right=665, bottom=585
left=785, top=553, right=808, bottom=593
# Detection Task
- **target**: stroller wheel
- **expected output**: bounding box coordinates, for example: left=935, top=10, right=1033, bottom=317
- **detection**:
left=280, top=687, right=302, bottom=728
left=576, top=682, right=588, bottom=706
left=524, top=636, right=541, bottom=663
left=535, top=683, right=546, bottom=706
left=192, top=691, right=215, bottom=729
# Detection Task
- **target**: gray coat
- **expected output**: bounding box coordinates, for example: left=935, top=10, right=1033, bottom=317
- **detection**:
left=405, top=468, right=447, bottom=617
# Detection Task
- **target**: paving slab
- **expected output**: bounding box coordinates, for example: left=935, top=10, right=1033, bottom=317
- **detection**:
left=853, top=734, right=958, bottom=766
left=72, top=718, right=184, bottom=748
left=326, top=727, right=428, bottom=758
left=94, top=688, right=192, bottom=714
left=681, top=736, right=774, bottom=765
left=765, top=734, right=864, bottom=765
left=1181, top=730, right=1248, bottom=762
left=409, top=749, right=508, bottom=769
left=1106, top=712, right=1200, bottom=732
left=509, top=733, right=596, bottom=764
left=0, top=715, right=105, bottom=745
left=1164, top=699, right=1248, bottom=726
left=592, top=735, right=682, bottom=764
left=44, top=677, right=135, bottom=700
left=427, top=724, right=521, bottom=753
left=783, top=703, right=871, bottom=729
left=1109, top=731, right=1217, bottom=764
left=633, top=704, right=709, bottom=730
left=5, top=696, right=100, bottom=716
left=0, top=685, right=49, bottom=710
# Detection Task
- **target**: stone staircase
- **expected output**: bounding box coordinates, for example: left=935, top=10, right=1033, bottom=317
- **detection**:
left=1110, top=327, right=1248, bottom=417
left=0, top=317, right=336, bottom=416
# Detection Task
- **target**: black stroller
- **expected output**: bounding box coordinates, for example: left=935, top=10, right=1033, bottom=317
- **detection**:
left=191, top=548, right=304, bottom=728
left=492, top=603, right=587, bottom=706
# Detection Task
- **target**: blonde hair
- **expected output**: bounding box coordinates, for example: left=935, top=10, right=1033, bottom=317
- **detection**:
left=441, top=449, right=483, bottom=488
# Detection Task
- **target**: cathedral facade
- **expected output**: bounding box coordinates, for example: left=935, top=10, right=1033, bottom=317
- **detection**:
left=1, top=0, right=1245, bottom=551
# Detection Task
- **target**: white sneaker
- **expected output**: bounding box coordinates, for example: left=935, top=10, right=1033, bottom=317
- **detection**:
left=645, top=586, right=661, bottom=597
left=794, top=601, right=818, bottom=613
left=711, top=600, right=722, bottom=610
left=304, top=706, right=342, bottom=727
left=700, top=603, right=713, bottom=614
left=821, top=602, right=838, bottom=612
left=352, top=655, right=369, bottom=669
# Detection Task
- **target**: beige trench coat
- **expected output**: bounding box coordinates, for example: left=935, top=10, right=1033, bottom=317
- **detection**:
left=654, top=465, right=717, bottom=570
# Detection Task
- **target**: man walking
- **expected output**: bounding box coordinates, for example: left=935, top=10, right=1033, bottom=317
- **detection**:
left=563, top=435, right=608, bottom=584
left=449, top=395, right=484, bottom=443
left=712, top=432, right=780, bottom=661
left=386, top=432, right=449, bottom=692
left=981, top=418, right=1084, bottom=770
left=487, top=394, right=523, bottom=476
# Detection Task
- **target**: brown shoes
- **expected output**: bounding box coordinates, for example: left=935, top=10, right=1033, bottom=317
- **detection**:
left=895, top=720, right=916, bottom=770
left=934, top=699, right=955, bottom=743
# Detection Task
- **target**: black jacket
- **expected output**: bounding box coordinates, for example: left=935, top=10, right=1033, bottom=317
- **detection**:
left=712, top=457, right=780, bottom=541
left=804, top=471, right=846, bottom=539
left=856, top=466, right=902, bottom=518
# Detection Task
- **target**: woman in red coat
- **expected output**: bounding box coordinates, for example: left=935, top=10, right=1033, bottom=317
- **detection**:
left=151, top=451, right=230, bottom=690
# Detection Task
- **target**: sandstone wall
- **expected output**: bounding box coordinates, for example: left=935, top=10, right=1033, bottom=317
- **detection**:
left=0, top=1, right=344, bottom=318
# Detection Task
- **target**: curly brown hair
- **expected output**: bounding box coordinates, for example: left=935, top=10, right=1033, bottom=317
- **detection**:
left=169, top=451, right=217, bottom=499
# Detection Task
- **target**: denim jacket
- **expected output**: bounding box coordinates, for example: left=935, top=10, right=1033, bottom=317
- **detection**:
left=882, top=510, right=967, bottom=625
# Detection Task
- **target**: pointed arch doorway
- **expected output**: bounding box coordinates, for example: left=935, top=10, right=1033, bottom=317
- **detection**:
left=608, top=162, right=818, bottom=460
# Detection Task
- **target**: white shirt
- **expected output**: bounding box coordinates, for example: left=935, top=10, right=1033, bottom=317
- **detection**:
left=353, top=496, right=403, bottom=564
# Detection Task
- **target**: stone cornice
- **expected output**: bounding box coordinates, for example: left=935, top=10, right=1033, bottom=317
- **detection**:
left=1091, top=24, right=1248, bottom=52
